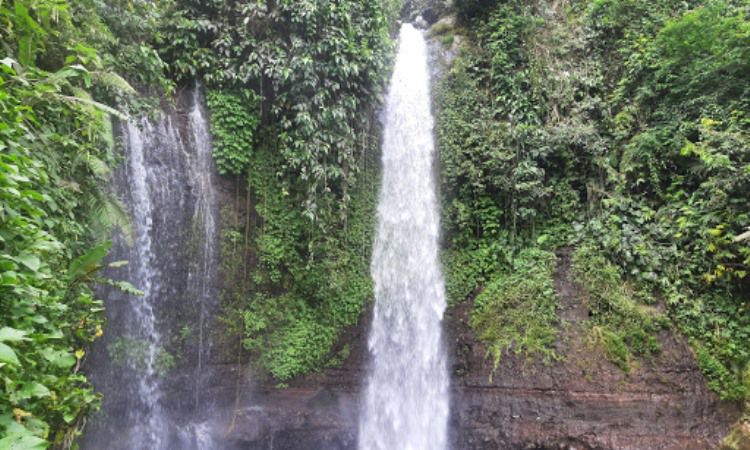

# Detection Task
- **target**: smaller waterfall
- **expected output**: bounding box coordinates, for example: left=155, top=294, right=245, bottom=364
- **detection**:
left=83, top=87, right=221, bottom=450
left=125, top=119, right=168, bottom=449
left=359, top=24, right=450, bottom=450
left=186, top=86, right=219, bottom=410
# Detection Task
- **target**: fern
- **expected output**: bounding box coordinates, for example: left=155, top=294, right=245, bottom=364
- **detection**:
left=92, top=71, right=137, bottom=95
left=87, top=191, right=133, bottom=244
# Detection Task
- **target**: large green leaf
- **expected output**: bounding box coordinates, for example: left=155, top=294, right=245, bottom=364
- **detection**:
left=14, top=254, right=40, bottom=272
left=0, top=433, right=48, bottom=450
left=67, top=241, right=112, bottom=280
left=40, top=348, right=75, bottom=369
left=111, top=280, right=144, bottom=297
left=0, top=327, right=28, bottom=343
left=56, top=94, right=129, bottom=121
left=18, top=382, right=51, bottom=400
left=0, top=343, right=20, bottom=366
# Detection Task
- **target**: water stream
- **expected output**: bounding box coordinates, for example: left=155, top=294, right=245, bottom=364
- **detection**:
left=110, top=116, right=169, bottom=449
left=186, top=86, right=219, bottom=411
left=83, top=87, right=220, bottom=449
left=359, top=24, right=450, bottom=450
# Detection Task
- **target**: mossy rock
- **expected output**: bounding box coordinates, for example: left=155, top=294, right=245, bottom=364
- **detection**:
left=403, top=0, right=453, bottom=24
left=721, top=418, right=750, bottom=450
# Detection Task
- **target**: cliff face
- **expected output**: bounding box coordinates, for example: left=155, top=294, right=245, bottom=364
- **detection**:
left=448, top=249, right=740, bottom=450
left=93, top=36, right=739, bottom=450
left=202, top=31, right=741, bottom=446
left=82, top=88, right=227, bottom=448
left=88, top=110, right=737, bottom=447
left=212, top=249, right=739, bottom=450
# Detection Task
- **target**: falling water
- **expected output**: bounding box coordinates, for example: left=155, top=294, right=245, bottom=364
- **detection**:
left=359, top=24, right=450, bottom=450
left=124, top=118, right=168, bottom=449
left=83, top=87, right=221, bottom=449
left=186, top=85, right=219, bottom=410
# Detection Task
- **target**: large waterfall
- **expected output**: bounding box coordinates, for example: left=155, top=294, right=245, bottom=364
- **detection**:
left=359, top=24, right=450, bottom=450
left=83, top=88, right=221, bottom=449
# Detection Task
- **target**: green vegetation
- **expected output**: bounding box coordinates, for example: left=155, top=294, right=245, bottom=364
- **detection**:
left=0, top=0, right=162, bottom=446
left=470, top=248, right=559, bottom=370
left=234, top=145, right=379, bottom=380
left=572, top=246, right=668, bottom=372
left=438, top=0, right=749, bottom=403
left=205, top=90, right=260, bottom=176
left=0, top=0, right=202, bottom=446
left=428, top=20, right=457, bottom=47
left=1, top=0, right=747, bottom=444
left=161, top=0, right=393, bottom=221
left=107, top=337, right=175, bottom=377
left=0, top=0, right=395, bottom=442
left=159, top=1, right=397, bottom=380
left=721, top=417, right=750, bottom=450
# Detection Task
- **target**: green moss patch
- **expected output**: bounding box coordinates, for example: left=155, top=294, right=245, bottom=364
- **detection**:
left=470, top=248, right=560, bottom=370
left=572, top=245, right=669, bottom=372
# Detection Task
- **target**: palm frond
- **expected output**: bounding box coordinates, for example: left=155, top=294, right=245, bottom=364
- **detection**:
left=56, top=93, right=129, bottom=121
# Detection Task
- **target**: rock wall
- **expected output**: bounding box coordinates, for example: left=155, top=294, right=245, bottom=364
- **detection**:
left=448, top=249, right=740, bottom=450
left=402, top=0, right=453, bottom=24
left=212, top=250, right=739, bottom=450
left=82, top=86, right=234, bottom=448
left=197, top=18, right=741, bottom=449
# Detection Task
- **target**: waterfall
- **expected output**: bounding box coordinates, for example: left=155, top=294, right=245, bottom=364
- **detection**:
left=359, top=24, right=450, bottom=450
left=124, top=118, right=168, bottom=449
left=186, top=85, right=219, bottom=411
left=83, top=87, right=221, bottom=449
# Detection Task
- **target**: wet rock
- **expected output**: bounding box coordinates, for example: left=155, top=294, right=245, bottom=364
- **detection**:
left=403, top=0, right=453, bottom=24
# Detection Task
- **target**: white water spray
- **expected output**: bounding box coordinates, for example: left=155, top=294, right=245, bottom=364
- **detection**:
left=124, top=119, right=167, bottom=449
left=359, top=24, right=450, bottom=450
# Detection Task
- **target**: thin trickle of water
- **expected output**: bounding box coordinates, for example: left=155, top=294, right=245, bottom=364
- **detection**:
left=186, top=85, right=219, bottom=411
left=359, top=24, right=450, bottom=450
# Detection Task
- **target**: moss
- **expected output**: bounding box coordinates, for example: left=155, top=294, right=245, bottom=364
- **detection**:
left=439, top=32, right=455, bottom=46
left=721, top=418, right=750, bottom=450
left=428, top=20, right=456, bottom=38
left=695, top=344, right=749, bottom=401
left=442, top=248, right=485, bottom=307
left=233, top=144, right=379, bottom=381
left=470, top=248, right=560, bottom=371
left=572, top=245, right=668, bottom=373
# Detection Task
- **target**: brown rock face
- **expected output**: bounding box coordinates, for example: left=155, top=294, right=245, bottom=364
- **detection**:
left=219, top=250, right=740, bottom=449
left=448, top=249, right=739, bottom=450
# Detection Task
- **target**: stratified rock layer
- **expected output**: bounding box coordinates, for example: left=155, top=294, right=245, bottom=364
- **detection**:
left=217, top=250, right=740, bottom=450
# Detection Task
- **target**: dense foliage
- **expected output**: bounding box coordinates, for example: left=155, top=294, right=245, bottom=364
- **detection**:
left=572, top=245, right=668, bottom=372
left=2, top=0, right=747, bottom=444
left=161, top=0, right=392, bottom=220
left=204, top=89, right=259, bottom=175
left=2, top=0, right=396, bottom=441
left=439, top=0, right=749, bottom=401
left=237, top=153, right=378, bottom=380
left=0, top=0, right=152, bottom=447
left=155, top=0, right=396, bottom=380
